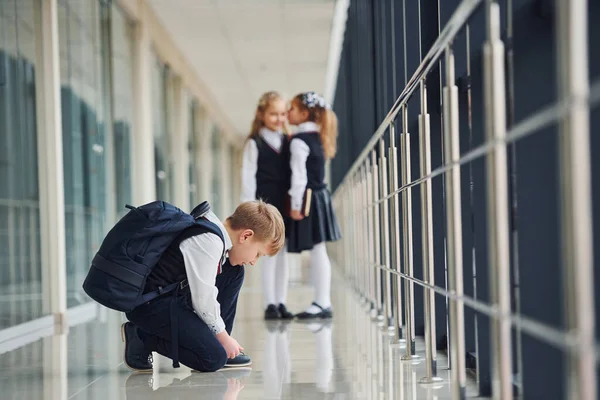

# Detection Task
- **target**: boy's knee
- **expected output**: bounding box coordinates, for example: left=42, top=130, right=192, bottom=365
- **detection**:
left=192, top=346, right=227, bottom=372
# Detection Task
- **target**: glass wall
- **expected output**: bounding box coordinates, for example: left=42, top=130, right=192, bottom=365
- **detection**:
left=188, top=98, right=199, bottom=208
left=152, top=54, right=172, bottom=202
left=58, top=0, right=110, bottom=307
left=0, top=0, right=44, bottom=328
left=110, top=3, right=135, bottom=216
left=211, top=125, right=221, bottom=217
left=230, top=144, right=237, bottom=212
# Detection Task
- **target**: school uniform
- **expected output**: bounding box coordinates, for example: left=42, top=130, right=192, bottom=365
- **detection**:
left=123, top=210, right=249, bottom=372
left=241, top=127, right=293, bottom=318
left=241, top=127, right=291, bottom=215
left=287, top=122, right=341, bottom=254
left=287, top=121, right=341, bottom=319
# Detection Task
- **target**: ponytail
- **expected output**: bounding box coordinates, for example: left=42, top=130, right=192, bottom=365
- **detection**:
left=292, top=92, right=339, bottom=159
left=319, top=108, right=338, bottom=159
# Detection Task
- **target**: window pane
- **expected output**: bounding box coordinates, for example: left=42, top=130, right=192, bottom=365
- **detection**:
left=110, top=4, right=134, bottom=216
left=59, top=0, right=110, bottom=307
left=0, top=0, right=43, bottom=328
left=152, top=55, right=171, bottom=201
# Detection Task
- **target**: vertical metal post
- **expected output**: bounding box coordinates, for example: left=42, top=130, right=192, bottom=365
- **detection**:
left=556, top=0, right=596, bottom=399
left=444, top=46, right=467, bottom=399
left=365, top=164, right=375, bottom=311
left=372, top=151, right=384, bottom=320
left=418, top=80, right=443, bottom=384
left=389, top=123, right=403, bottom=342
left=379, top=137, right=394, bottom=329
left=483, top=3, right=512, bottom=399
left=400, top=105, right=419, bottom=360
left=351, top=177, right=357, bottom=291
left=358, top=168, right=367, bottom=302
left=356, top=165, right=371, bottom=307
left=352, top=175, right=360, bottom=296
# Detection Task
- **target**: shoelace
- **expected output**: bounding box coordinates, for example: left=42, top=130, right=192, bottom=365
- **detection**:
left=148, top=353, right=154, bottom=364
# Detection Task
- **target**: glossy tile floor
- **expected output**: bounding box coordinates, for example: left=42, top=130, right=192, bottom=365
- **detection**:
left=0, top=263, right=483, bottom=399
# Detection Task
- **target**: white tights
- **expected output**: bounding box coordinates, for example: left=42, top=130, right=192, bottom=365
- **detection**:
left=261, top=243, right=289, bottom=306
left=304, top=242, right=332, bottom=313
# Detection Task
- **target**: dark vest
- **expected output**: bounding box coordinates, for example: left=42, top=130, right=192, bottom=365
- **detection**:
left=253, top=135, right=291, bottom=213
left=144, top=224, right=225, bottom=294
left=293, top=132, right=326, bottom=190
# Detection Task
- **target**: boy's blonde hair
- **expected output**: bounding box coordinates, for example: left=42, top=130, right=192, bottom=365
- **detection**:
left=226, top=200, right=285, bottom=256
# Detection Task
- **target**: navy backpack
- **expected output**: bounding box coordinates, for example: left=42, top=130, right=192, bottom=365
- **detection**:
left=82, top=200, right=223, bottom=312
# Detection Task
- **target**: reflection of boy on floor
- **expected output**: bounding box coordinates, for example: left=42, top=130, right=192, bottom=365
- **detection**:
left=122, top=201, right=285, bottom=372
left=125, top=369, right=249, bottom=400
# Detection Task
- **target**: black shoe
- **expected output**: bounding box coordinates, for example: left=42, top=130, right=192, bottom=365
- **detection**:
left=121, top=322, right=153, bottom=372
left=223, top=352, right=252, bottom=368
left=295, top=302, right=333, bottom=320
left=264, top=304, right=280, bottom=320
left=278, top=304, right=294, bottom=320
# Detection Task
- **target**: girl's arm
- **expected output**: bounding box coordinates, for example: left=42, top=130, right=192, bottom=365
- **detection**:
left=288, top=138, right=310, bottom=211
left=240, top=139, right=258, bottom=202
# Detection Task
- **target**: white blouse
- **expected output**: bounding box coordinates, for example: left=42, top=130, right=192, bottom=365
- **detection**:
left=288, top=122, right=320, bottom=211
left=179, top=210, right=232, bottom=335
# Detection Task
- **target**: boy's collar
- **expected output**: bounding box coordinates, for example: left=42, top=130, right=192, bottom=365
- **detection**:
left=204, top=210, right=233, bottom=252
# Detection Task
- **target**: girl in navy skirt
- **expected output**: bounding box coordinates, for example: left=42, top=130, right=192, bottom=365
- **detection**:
left=287, top=92, right=341, bottom=319
left=241, top=91, right=294, bottom=320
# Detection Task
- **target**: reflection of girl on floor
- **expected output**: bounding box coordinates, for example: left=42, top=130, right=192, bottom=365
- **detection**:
left=263, top=321, right=292, bottom=398
left=263, top=320, right=334, bottom=397
left=307, top=320, right=334, bottom=393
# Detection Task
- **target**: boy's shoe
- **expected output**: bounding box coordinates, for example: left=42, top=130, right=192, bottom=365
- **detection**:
left=264, top=304, right=280, bottom=320
left=223, top=352, right=252, bottom=368
left=295, top=302, right=333, bottom=320
left=278, top=304, right=294, bottom=319
left=121, top=322, right=153, bottom=372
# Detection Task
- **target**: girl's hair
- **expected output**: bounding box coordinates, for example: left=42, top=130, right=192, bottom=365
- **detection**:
left=293, top=92, right=338, bottom=159
left=247, top=91, right=287, bottom=141
left=226, top=200, right=285, bottom=256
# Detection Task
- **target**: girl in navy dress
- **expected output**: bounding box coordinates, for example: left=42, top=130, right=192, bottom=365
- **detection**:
left=241, top=91, right=294, bottom=320
left=287, top=92, right=341, bottom=319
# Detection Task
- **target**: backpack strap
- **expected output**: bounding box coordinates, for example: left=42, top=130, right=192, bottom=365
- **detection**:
left=139, top=217, right=226, bottom=304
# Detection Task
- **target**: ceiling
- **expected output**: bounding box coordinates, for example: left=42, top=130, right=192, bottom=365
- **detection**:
left=147, top=0, right=337, bottom=137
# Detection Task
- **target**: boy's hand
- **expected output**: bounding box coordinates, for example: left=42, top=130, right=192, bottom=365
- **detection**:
left=216, top=331, right=244, bottom=359
left=290, top=210, right=304, bottom=221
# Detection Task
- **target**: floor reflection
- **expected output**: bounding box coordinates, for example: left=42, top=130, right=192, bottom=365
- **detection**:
left=125, top=369, right=250, bottom=400
left=0, top=265, right=482, bottom=400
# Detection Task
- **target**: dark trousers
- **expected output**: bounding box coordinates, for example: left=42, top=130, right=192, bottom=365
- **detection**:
left=126, top=262, right=245, bottom=372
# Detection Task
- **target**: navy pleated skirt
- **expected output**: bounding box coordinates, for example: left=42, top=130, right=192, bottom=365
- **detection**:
left=287, top=187, right=341, bottom=253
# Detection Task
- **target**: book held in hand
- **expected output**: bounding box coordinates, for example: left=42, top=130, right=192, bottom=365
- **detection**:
left=286, top=188, right=312, bottom=217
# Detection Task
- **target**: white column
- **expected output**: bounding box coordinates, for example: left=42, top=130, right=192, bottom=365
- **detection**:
left=35, top=0, right=67, bottom=333
left=171, top=76, right=190, bottom=211
left=131, top=2, right=156, bottom=205
left=220, top=138, right=231, bottom=216
left=232, top=147, right=242, bottom=207
left=198, top=109, right=213, bottom=204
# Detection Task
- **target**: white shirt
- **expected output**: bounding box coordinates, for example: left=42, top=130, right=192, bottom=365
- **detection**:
left=240, top=127, right=285, bottom=202
left=288, top=122, right=320, bottom=211
left=179, top=210, right=232, bottom=335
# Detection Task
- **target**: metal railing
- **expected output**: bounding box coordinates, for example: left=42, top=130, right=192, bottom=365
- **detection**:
left=331, top=0, right=598, bottom=399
